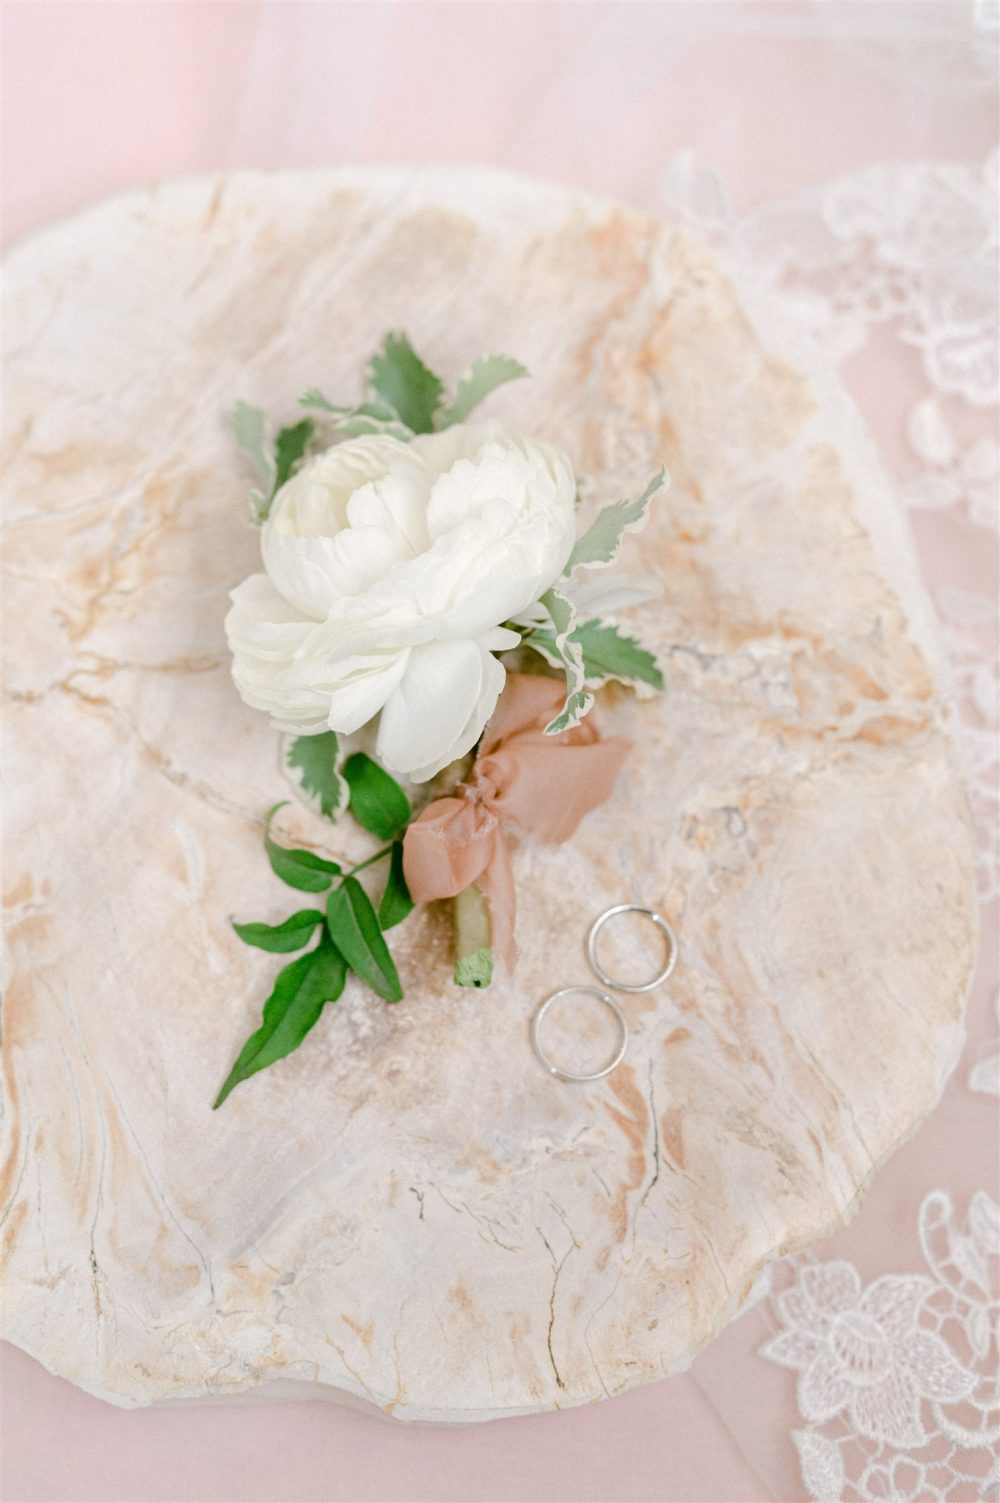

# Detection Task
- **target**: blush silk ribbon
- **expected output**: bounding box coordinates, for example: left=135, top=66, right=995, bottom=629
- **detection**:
left=402, top=673, right=631, bottom=970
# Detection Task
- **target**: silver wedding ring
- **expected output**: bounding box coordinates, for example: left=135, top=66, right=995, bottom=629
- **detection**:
left=587, top=904, right=678, bottom=993
left=531, top=987, right=629, bottom=1082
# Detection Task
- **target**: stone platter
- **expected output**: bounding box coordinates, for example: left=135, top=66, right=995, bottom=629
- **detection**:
left=1, top=167, right=977, bottom=1419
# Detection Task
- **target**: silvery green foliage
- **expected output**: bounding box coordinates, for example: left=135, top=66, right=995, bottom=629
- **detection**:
left=539, top=584, right=593, bottom=735
left=566, top=468, right=667, bottom=572
left=300, top=335, right=527, bottom=439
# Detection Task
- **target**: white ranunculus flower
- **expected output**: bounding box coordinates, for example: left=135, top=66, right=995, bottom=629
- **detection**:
left=226, top=421, right=578, bottom=782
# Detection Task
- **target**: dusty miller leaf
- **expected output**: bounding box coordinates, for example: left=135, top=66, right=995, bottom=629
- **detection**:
left=573, top=619, right=663, bottom=690
left=334, top=413, right=412, bottom=441
left=527, top=619, right=663, bottom=692
left=248, top=488, right=270, bottom=525
left=272, top=419, right=314, bottom=496
left=566, top=468, right=667, bottom=572
left=299, top=388, right=347, bottom=414
left=299, top=390, right=411, bottom=441
left=539, top=584, right=593, bottom=736
left=232, top=401, right=275, bottom=490
left=234, top=406, right=315, bottom=525
left=285, top=732, right=347, bottom=821
left=368, top=332, right=444, bottom=435
left=437, top=354, right=528, bottom=428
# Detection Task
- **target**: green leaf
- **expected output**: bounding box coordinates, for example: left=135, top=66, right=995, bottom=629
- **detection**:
left=233, top=406, right=314, bottom=526
left=286, top=732, right=347, bottom=821
left=528, top=619, right=663, bottom=691
left=272, top=419, right=314, bottom=496
left=353, top=399, right=398, bottom=421
left=343, top=753, right=411, bottom=841
left=521, top=628, right=562, bottom=669
left=326, top=877, right=403, bottom=1002
left=566, top=469, right=667, bottom=572
left=367, top=332, right=444, bottom=435
left=539, top=584, right=594, bottom=736
left=264, top=803, right=341, bottom=892
left=545, top=690, right=593, bottom=737
left=572, top=618, right=664, bottom=690
left=232, top=909, right=325, bottom=953
left=299, top=389, right=411, bottom=440
left=232, top=401, right=275, bottom=491
left=334, top=413, right=412, bottom=441
left=438, top=354, right=528, bottom=428
left=378, top=842, right=414, bottom=930
left=213, top=935, right=347, bottom=1107
left=248, top=489, right=270, bottom=526
left=299, top=388, right=347, bottom=413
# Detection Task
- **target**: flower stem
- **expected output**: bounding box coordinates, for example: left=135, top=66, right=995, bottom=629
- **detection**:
left=453, top=883, right=493, bottom=989
left=345, top=844, right=394, bottom=878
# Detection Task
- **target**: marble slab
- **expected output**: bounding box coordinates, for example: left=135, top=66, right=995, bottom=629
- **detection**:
left=1, top=167, right=977, bottom=1419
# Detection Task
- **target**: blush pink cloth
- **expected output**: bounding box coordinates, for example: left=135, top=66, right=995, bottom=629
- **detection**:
left=402, top=674, right=630, bottom=968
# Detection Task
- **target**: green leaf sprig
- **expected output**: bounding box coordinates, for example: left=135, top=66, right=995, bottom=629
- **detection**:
left=221, top=336, right=670, bottom=1106
left=234, top=335, right=526, bottom=525
left=300, top=332, right=527, bottom=440
left=285, top=730, right=348, bottom=820
left=519, top=469, right=669, bottom=726
left=232, top=403, right=314, bottom=525
left=214, top=761, right=412, bottom=1107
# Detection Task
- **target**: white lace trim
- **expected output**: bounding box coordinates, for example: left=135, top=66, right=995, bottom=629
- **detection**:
left=762, top=1192, right=999, bottom=1503
left=661, top=154, right=998, bottom=1501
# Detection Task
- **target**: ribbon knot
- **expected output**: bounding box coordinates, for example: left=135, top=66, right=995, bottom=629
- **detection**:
left=402, top=674, right=631, bottom=970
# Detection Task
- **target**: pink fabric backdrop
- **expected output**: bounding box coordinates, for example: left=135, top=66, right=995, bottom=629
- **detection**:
left=2, top=4, right=997, bottom=1501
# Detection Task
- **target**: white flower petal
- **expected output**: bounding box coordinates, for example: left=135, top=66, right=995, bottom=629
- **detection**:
left=345, top=467, right=432, bottom=555
left=320, top=651, right=410, bottom=736
left=376, top=638, right=505, bottom=782
left=228, top=422, right=579, bottom=763
left=408, top=648, right=507, bottom=783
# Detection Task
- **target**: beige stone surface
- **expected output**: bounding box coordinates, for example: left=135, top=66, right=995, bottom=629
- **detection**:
left=1, top=167, right=977, bottom=1419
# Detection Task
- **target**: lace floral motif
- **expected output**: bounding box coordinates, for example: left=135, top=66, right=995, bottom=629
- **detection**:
left=662, top=155, right=999, bottom=1500
left=905, top=397, right=999, bottom=531
left=663, top=152, right=999, bottom=926
left=762, top=1262, right=977, bottom=1450
left=661, top=154, right=999, bottom=901
left=763, top=1193, right=1000, bottom=1502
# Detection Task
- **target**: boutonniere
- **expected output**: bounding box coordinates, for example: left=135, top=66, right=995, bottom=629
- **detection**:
left=215, top=334, right=667, bottom=1107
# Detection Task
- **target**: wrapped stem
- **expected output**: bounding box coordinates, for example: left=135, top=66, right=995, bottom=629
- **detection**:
left=453, top=883, right=493, bottom=989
